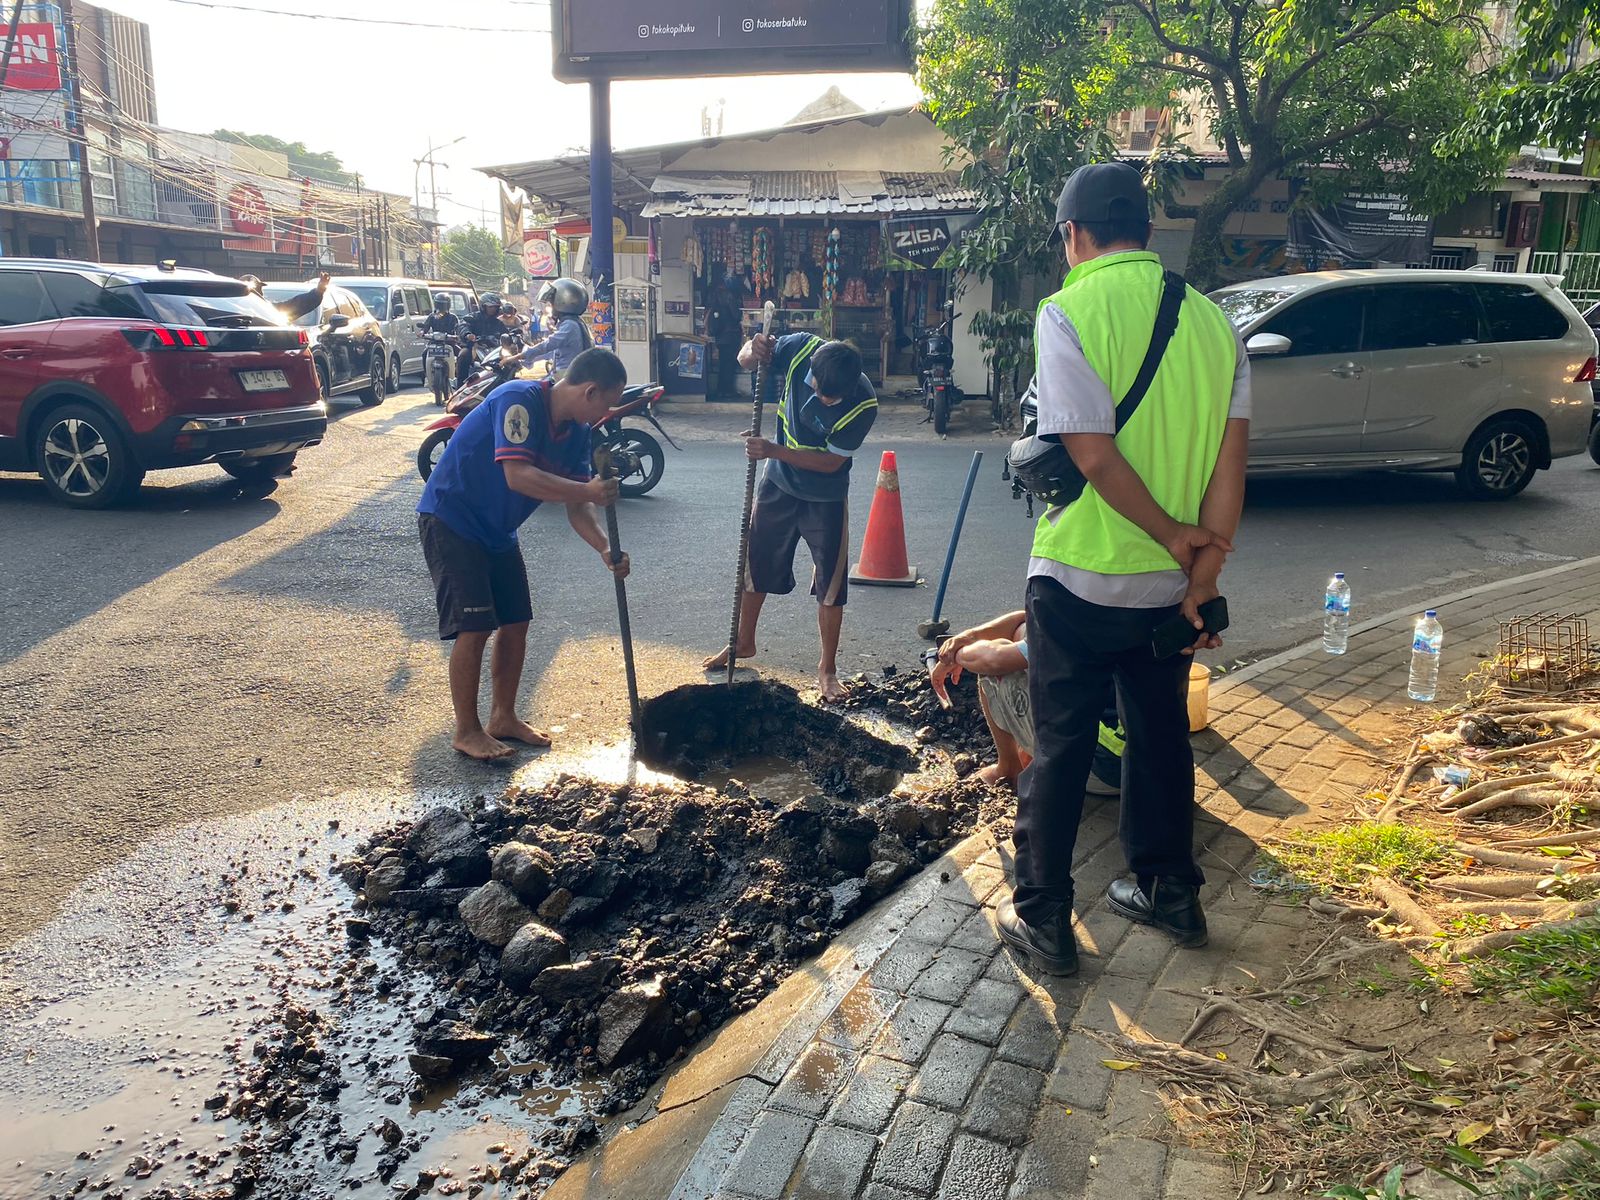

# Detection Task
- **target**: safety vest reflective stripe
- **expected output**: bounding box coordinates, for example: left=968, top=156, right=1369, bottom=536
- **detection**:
left=830, top=397, right=878, bottom=440
left=777, top=337, right=826, bottom=451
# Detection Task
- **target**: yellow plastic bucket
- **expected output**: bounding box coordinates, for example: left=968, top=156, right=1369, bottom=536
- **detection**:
left=1187, top=663, right=1211, bottom=733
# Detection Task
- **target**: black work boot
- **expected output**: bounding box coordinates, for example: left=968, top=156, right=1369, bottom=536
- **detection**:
left=1106, top=877, right=1208, bottom=948
left=997, top=895, right=1079, bottom=976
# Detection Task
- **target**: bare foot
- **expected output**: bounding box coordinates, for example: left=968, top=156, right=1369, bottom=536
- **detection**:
left=486, top=717, right=552, bottom=748
left=818, top=670, right=849, bottom=704
left=703, top=639, right=757, bottom=672
left=977, top=763, right=1015, bottom=788
left=453, top=730, right=515, bottom=761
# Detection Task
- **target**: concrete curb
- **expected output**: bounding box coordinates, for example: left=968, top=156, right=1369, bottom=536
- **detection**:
left=1213, top=552, right=1600, bottom=694
left=546, top=829, right=994, bottom=1200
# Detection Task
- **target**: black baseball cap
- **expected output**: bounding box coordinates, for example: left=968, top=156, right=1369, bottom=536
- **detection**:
left=1055, top=162, right=1150, bottom=225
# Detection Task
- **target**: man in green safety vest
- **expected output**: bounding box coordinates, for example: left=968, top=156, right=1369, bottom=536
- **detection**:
left=997, top=162, right=1251, bottom=976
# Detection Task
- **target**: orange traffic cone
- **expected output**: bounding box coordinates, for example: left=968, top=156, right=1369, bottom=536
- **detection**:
left=850, top=450, right=919, bottom=587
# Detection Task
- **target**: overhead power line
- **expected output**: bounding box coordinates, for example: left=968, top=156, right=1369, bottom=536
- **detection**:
left=157, top=0, right=549, bottom=33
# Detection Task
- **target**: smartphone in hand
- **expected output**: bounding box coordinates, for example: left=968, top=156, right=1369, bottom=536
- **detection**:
left=1152, top=596, right=1230, bottom=659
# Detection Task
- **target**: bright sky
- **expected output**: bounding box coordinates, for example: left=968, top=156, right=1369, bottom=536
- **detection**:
left=94, top=0, right=925, bottom=230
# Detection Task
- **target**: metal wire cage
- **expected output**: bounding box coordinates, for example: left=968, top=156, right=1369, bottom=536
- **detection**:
left=1493, top=613, right=1595, bottom=694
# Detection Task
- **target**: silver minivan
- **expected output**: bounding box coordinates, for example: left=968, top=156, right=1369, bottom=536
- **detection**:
left=331, top=277, right=434, bottom=390
left=1212, top=270, right=1597, bottom=499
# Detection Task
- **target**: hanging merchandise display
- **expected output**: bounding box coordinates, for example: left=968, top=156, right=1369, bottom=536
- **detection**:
left=821, top=226, right=841, bottom=333
left=683, top=236, right=704, bottom=275
left=781, top=266, right=810, bottom=301
left=752, top=227, right=774, bottom=295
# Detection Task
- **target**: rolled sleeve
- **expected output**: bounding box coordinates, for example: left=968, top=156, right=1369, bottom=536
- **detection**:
left=1227, top=330, right=1253, bottom=421
left=1034, top=305, right=1115, bottom=436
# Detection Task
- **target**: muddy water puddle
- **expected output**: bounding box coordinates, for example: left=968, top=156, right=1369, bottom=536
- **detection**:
left=0, top=772, right=637, bottom=1200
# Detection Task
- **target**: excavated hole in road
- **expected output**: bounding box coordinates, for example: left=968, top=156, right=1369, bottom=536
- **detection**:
left=290, top=679, right=1007, bottom=1197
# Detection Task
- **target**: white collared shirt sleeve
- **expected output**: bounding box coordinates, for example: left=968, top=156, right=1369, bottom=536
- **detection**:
left=1034, top=304, right=1115, bottom=437
left=1227, top=328, right=1253, bottom=420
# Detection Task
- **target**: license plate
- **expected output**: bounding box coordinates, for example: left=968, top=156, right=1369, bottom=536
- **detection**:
left=239, top=369, right=290, bottom=393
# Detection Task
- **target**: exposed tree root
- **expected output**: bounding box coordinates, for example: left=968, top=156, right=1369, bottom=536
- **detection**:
left=1451, top=787, right=1569, bottom=820
left=1436, top=897, right=1600, bottom=920
left=1493, top=828, right=1600, bottom=849
left=1451, top=911, right=1600, bottom=960
left=1429, top=872, right=1585, bottom=898
left=1437, top=772, right=1556, bottom=810
left=1449, top=843, right=1572, bottom=872
left=1090, top=1029, right=1389, bottom=1108
left=1179, top=994, right=1384, bottom=1056
left=1368, top=878, right=1445, bottom=937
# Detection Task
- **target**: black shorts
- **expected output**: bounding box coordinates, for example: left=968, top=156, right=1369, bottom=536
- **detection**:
left=418, top=513, right=533, bottom=640
left=745, top=477, right=850, bottom=607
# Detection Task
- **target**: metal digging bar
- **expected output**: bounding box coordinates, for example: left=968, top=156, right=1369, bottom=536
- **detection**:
left=727, top=301, right=777, bottom=686
left=594, top=442, right=641, bottom=730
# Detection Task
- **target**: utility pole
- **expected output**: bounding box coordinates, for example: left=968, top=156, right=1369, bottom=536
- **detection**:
left=589, top=79, right=613, bottom=348
left=414, top=135, right=464, bottom=280
left=59, top=0, right=100, bottom=260
left=354, top=173, right=366, bottom=273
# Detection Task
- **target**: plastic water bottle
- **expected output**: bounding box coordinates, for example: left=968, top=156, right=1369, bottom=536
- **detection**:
left=1323, top=573, right=1352, bottom=654
left=1408, top=611, right=1444, bottom=702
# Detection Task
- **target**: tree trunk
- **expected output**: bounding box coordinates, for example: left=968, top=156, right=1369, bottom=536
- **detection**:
left=1183, top=160, right=1273, bottom=291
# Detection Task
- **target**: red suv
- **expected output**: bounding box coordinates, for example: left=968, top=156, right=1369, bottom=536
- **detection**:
left=0, top=259, right=327, bottom=508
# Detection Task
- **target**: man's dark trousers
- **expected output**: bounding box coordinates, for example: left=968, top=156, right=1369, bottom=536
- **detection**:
left=1013, top=574, right=1203, bottom=925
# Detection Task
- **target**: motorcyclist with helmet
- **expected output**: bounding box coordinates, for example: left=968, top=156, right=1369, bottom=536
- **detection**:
left=459, top=292, right=510, bottom=385
left=521, top=278, right=593, bottom=375
left=421, top=292, right=461, bottom=338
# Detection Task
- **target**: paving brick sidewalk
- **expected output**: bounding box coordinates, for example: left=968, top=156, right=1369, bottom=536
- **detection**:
left=554, top=556, right=1600, bottom=1200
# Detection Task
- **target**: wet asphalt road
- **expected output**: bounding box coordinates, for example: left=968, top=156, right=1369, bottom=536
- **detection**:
left=3, top=383, right=1600, bottom=944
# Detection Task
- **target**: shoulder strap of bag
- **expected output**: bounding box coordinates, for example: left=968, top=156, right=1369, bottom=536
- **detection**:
left=1113, top=269, right=1187, bottom=433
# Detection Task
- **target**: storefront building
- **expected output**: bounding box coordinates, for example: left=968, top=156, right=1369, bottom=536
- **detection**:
left=487, top=108, right=993, bottom=400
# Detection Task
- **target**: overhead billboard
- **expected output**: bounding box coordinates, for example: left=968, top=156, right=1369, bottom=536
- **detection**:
left=3, top=22, right=63, bottom=90
left=553, top=0, right=914, bottom=82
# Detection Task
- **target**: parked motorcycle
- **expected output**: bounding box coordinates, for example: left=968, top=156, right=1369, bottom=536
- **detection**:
left=915, top=299, right=962, bottom=435
left=416, top=346, right=526, bottom=481
left=415, top=373, right=677, bottom=497
left=595, top=382, right=677, bottom=498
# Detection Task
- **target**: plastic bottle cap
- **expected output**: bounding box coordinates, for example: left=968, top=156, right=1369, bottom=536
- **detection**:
left=1425, top=610, right=1437, bottom=618
left=1334, top=573, right=1345, bottom=580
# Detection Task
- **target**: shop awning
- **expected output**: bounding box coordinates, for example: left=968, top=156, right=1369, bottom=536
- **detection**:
left=640, top=171, right=979, bottom=219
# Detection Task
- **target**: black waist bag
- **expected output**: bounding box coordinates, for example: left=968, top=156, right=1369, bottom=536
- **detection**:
left=1007, top=269, right=1187, bottom=509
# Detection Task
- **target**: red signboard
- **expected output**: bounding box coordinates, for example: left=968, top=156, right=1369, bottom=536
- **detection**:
left=4, top=23, right=64, bottom=91
left=226, top=184, right=269, bottom=236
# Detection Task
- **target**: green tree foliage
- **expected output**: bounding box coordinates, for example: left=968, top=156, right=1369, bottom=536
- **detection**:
left=1444, top=2, right=1600, bottom=160
left=918, top=0, right=1131, bottom=392
left=439, top=225, right=525, bottom=293
left=212, top=130, right=355, bottom=185
left=1114, top=0, right=1507, bottom=286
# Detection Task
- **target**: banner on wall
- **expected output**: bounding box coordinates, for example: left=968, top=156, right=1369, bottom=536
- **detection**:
left=1286, top=192, right=1432, bottom=264
left=883, top=213, right=979, bottom=270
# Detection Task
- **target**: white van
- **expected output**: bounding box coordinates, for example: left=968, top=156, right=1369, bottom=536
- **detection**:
left=331, top=277, right=434, bottom=389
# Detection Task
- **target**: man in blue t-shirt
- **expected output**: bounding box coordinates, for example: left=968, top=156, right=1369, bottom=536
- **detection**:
left=418, top=348, right=630, bottom=761
left=701, top=332, right=877, bottom=703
